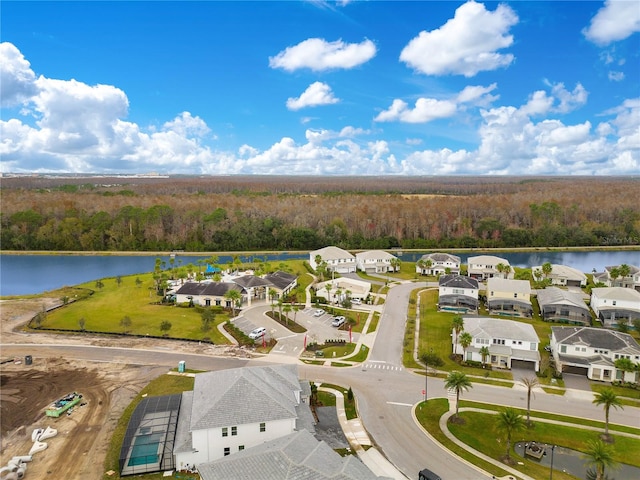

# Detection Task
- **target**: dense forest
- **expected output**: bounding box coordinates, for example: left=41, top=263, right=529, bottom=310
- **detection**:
left=1, top=175, right=639, bottom=252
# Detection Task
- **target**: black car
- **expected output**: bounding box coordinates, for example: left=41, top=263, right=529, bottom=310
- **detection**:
left=418, top=468, right=442, bottom=480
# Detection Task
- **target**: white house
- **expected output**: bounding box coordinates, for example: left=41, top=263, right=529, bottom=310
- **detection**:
left=175, top=282, right=245, bottom=307
left=486, top=277, right=533, bottom=318
left=453, top=317, right=540, bottom=371
left=550, top=326, right=640, bottom=383
left=416, top=252, right=461, bottom=276
left=531, top=264, right=587, bottom=287
left=590, top=287, right=640, bottom=328
left=173, top=365, right=313, bottom=468
left=438, top=275, right=479, bottom=313
left=355, top=250, right=398, bottom=273
left=593, top=265, right=640, bottom=291
left=309, top=246, right=356, bottom=274
left=467, top=255, right=513, bottom=280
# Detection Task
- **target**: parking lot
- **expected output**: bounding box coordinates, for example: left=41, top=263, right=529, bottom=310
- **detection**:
left=232, top=304, right=360, bottom=358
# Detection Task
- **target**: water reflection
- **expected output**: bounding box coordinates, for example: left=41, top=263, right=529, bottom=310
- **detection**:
left=514, top=441, right=640, bottom=480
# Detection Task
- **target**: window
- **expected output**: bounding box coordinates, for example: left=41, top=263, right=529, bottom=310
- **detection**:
left=260, top=422, right=266, bottom=432
left=513, top=293, right=518, bottom=298
left=222, top=427, right=228, bottom=437
left=231, top=426, right=237, bottom=436
left=239, top=445, right=244, bottom=451
left=612, top=300, right=617, bottom=306
left=224, top=447, right=230, bottom=456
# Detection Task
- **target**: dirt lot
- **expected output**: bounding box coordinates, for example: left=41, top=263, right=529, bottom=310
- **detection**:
left=0, top=298, right=217, bottom=479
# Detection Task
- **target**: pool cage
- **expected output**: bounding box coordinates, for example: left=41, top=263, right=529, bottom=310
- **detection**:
left=119, top=394, right=182, bottom=476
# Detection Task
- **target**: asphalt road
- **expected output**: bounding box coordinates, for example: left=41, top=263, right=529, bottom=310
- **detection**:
left=3, top=281, right=640, bottom=480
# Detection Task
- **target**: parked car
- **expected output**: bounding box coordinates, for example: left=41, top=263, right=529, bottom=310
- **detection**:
left=351, top=298, right=362, bottom=305
left=313, top=309, right=325, bottom=317
left=248, top=327, right=266, bottom=339
left=418, top=468, right=442, bottom=480
left=331, top=316, right=346, bottom=328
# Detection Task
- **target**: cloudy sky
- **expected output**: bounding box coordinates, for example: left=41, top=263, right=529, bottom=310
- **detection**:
left=1, top=0, right=639, bottom=175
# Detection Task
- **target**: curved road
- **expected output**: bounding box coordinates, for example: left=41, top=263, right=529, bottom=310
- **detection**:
left=3, top=282, right=639, bottom=480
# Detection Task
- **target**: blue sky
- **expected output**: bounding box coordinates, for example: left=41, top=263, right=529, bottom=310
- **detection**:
left=1, top=0, right=639, bottom=175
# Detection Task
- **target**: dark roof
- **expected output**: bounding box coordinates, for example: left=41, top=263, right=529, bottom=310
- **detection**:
left=552, top=326, right=640, bottom=353
left=438, top=274, right=478, bottom=289
left=176, top=282, right=243, bottom=296
left=264, top=270, right=297, bottom=290
left=231, top=275, right=272, bottom=289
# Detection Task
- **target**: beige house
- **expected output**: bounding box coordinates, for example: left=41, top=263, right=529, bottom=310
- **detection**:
left=486, top=277, right=532, bottom=318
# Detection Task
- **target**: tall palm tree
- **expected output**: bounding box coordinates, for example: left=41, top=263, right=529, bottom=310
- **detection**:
left=451, top=316, right=464, bottom=353
left=459, top=332, right=472, bottom=362
left=542, top=262, right=553, bottom=279
left=479, top=346, right=490, bottom=367
left=583, top=438, right=617, bottom=480
left=390, top=257, right=401, bottom=272
left=519, top=376, right=540, bottom=426
left=444, top=371, right=472, bottom=419
left=224, top=289, right=242, bottom=317
left=592, top=388, right=623, bottom=437
left=495, top=408, right=525, bottom=461
left=282, top=303, right=292, bottom=325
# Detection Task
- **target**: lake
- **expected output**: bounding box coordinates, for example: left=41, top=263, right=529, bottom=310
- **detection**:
left=1, top=250, right=639, bottom=296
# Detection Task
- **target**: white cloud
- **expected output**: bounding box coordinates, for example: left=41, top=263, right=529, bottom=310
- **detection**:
left=550, top=82, right=588, bottom=113
left=269, top=38, right=376, bottom=72
left=608, top=71, right=625, bottom=82
left=399, top=1, right=518, bottom=77
left=286, top=82, right=340, bottom=110
left=457, top=83, right=499, bottom=106
left=163, top=112, right=211, bottom=138
left=0, top=42, right=38, bottom=107
left=375, top=98, right=457, bottom=123
left=583, top=0, right=640, bottom=46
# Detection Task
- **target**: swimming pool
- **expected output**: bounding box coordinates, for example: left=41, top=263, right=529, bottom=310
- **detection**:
left=128, top=432, right=163, bottom=467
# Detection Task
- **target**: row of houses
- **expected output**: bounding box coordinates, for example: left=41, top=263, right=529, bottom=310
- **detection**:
left=451, top=317, right=640, bottom=384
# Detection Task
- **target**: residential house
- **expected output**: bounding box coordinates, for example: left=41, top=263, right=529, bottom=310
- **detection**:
left=531, top=264, right=587, bottom=287
left=453, top=317, right=540, bottom=371
left=197, top=429, right=390, bottom=480
left=174, top=365, right=314, bottom=468
left=355, top=250, right=398, bottom=273
left=315, top=277, right=371, bottom=304
left=486, top=277, right=533, bottom=318
left=438, top=275, right=479, bottom=313
left=590, top=287, right=640, bottom=328
left=309, top=246, right=356, bottom=274
left=536, top=287, right=592, bottom=325
left=175, top=282, right=245, bottom=308
left=550, top=326, right=640, bottom=382
left=416, top=252, right=461, bottom=276
left=467, top=255, right=513, bottom=280
left=593, top=265, right=640, bottom=291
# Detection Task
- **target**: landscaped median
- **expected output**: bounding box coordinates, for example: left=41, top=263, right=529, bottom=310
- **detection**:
left=413, top=398, right=640, bottom=480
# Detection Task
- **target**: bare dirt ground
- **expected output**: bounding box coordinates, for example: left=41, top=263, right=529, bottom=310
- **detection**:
left=0, top=298, right=248, bottom=479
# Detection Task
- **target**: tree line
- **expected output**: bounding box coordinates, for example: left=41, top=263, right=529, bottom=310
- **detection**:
left=1, top=176, right=638, bottom=251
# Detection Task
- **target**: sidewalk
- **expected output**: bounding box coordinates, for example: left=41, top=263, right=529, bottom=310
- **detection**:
left=319, top=387, right=409, bottom=480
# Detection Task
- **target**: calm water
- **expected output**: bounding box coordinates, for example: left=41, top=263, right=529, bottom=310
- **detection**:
left=0, top=250, right=638, bottom=296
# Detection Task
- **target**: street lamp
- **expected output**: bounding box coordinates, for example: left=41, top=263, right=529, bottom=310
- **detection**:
left=545, top=444, right=556, bottom=480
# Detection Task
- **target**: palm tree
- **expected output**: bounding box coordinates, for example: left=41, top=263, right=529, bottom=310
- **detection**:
left=444, top=371, right=472, bottom=419
left=542, top=262, right=553, bottom=279
left=495, top=408, right=525, bottom=462
left=451, top=316, right=464, bottom=354
left=592, top=388, right=623, bottom=438
left=282, top=303, right=292, bottom=325
left=519, top=376, right=539, bottom=426
left=479, top=346, right=490, bottom=367
left=459, top=332, right=472, bottom=362
left=608, top=266, right=621, bottom=286
left=583, top=438, right=617, bottom=480
left=496, top=263, right=508, bottom=278
left=390, top=257, right=401, bottom=272
left=224, top=289, right=242, bottom=317
left=416, top=259, right=427, bottom=275
left=292, top=304, right=299, bottom=324
left=614, top=357, right=637, bottom=383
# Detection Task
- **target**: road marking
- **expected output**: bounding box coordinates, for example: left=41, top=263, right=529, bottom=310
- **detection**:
left=276, top=334, right=298, bottom=340
left=387, top=401, right=413, bottom=407
left=369, top=360, right=385, bottom=363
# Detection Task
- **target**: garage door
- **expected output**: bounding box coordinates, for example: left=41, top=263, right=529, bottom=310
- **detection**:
left=511, top=359, right=535, bottom=370
left=566, top=280, right=582, bottom=287
left=562, top=365, right=588, bottom=375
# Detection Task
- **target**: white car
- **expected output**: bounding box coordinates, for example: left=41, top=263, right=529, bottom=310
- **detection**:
left=351, top=298, right=362, bottom=305
left=331, top=316, right=346, bottom=328
left=248, top=327, right=266, bottom=339
left=313, top=309, right=325, bottom=317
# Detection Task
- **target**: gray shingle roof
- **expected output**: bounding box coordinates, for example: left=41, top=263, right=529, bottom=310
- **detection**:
left=462, top=317, right=539, bottom=343
left=552, top=326, right=640, bottom=354
left=176, top=282, right=243, bottom=296
left=419, top=252, right=461, bottom=264
left=231, top=275, right=272, bottom=289
left=439, top=274, right=478, bottom=289
left=537, top=287, right=587, bottom=310
left=190, top=365, right=300, bottom=431
left=197, top=429, right=390, bottom=480
left=264, top=270, right=297, bottom=290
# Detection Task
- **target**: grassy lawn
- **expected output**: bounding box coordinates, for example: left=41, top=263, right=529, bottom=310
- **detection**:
left=366, top=312, right=380, bottom=333
left=41, top=273, right=232, bottom=344
left=415, top=399, right=512, bottom=478
left=318, top=383, right=358, bottom=420
left=104, top=373, right=195, bottom=480
left=448, top=410, right=640, bottom=480
left=591, top=382, right=640, bottom=404
left=346, top=344, right=369, bottom=363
